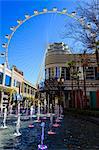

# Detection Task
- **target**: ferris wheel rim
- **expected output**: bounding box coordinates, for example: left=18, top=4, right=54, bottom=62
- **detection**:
left=2, top=8, right=86, bottom=87
left=2, top=8, right=84, bottom=67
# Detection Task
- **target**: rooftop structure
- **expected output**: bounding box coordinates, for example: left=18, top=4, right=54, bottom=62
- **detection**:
left=47, top=42, right=71, bottom=55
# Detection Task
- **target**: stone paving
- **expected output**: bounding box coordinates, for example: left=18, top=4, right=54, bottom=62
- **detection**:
left=61, top=115, right=99, bottom=150
left=0, top=114, right=99, bottom=150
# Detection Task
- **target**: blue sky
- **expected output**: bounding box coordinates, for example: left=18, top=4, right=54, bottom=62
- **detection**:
left=0, top=0, right=85, bottom=84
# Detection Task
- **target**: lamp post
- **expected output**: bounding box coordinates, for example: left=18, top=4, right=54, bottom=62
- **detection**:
left=44, top=78, right=64, bottom=114
left=94, top=39, right=99, bottom=80
left=72, top=69, right=82, bottom=109
left=45, top=78, right=56, bottom=114
left=44, top=79, right=52, bottom=114
left=57, top=78, right=64, bottom=112
left=81, top=50, right=88, bottom=108
left=66, top=61, right=76, bottom=108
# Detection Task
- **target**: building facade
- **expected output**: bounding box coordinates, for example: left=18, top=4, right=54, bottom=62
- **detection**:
left=0, top=63, right=36, bottom=112
left=43, top=42, right=99, bottom=109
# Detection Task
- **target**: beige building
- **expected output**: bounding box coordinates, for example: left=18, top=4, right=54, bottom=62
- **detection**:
left=0, top=63, right=36, bottom=112
left=43, top=42, right=99, bottom=109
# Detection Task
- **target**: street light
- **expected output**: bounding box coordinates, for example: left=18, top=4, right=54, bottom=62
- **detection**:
left=66, top=61, right=76, bottom=108
left=57, top=78, right=64, bottom=83
left=80, top=50, right=88, bottom=108
left=57, top=78, right=64, bottom=110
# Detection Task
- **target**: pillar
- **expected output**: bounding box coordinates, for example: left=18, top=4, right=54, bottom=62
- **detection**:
left=63, top=92, right=66, bottom=109
left=0, top=92, right=4, bottom=115
left=47, top=94, right=50, bottom=113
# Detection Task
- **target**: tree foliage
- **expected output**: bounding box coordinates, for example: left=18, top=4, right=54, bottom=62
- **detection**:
left=64, top=0, right=99, bottom=54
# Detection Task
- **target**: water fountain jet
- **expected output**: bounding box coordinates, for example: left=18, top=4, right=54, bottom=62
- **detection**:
left=48, top=113, right=56, bottom=135
left=14, top=114, right=21, bottom=136
left=14, top=102, right=21, bottom=136
left=38, top=122, right=47, bottom=150
left=0, top=107, right=8, bottom=129
left=35, top=101, right=41, bottom=123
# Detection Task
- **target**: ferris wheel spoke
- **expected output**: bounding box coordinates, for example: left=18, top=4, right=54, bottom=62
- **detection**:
left=2, top=7, right=86, bottom=86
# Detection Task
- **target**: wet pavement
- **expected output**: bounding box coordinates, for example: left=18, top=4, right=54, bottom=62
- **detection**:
left=0, top=114, right=99, bottom=150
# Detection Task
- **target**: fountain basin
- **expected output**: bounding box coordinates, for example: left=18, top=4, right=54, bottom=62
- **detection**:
left=42, top=117, right=47, bottom=120
left=14, top=132, right=21, bottom=137
left=0, top=125, right=8, bottom=129
left=58, top=116, right=63, bottom=120
left=33, top=115, right=37, bottom=118
left=28, top=124, right=34, bottom=128
left=53, top=123, right=60, bottom=127
left=38, top=144, right=47, bottom=150
left=55, top=119, right=61, bottom=123
left=34, top=120, right=41, bottom=123
left=21, top=116, right=30, bottom=121
left=48, top=131, right=56, bottom=135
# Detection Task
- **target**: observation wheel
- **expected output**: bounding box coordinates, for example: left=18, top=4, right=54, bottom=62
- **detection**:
left=1, top=7, right=87, bottom=87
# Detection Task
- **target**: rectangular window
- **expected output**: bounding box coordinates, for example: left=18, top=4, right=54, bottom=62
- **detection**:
left=28, top=87, right=30, bottom=94
left=57, top=67, right=60, bottom=78
left=24, top=87, right=26, bottom=93
left=5, top=75, right=11, bottom=86
left=50, top=68, right=55, bottom=78
left=55, top=67, right=57, bottom=78
left=32, top=90, right=34, bottom=95
left=31, top=89, right=32, bottom=94
left=45, top=69, right=49, bottom=79
left=66, top=68, right=70, bottom=80
left=13, top=79, right=16, bottom=87
left=0, top=72, right=3, bottom=84
left=24, top=84, right=27, bottom=93
left=86, top=67, right=95, bottom=79
left=49, top=68, right=50, bottom=79
left=95, top=67, right=99, bottom=80
left=16, top=81, right=20, bottom=88
left=61, top=67, right=66, bottom=79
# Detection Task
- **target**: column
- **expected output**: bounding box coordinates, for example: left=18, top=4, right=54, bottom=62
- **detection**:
left=11, top=67, right=14, bottom=87
left=1, top=63, right=6, bottom=114
left=47, top=94, right=50, bottom=113
left=1, top=92, right=4, bottom=115
left=63, top=92, right=66, bottom=109
left=2, top=62, right=6, bottom=86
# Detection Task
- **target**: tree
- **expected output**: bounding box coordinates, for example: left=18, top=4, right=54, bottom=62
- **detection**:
left=66, top=60, right=83, bottom=108
left=64, top=0, right=99, bottom=78
left=66, top=61, right=76, bottom=108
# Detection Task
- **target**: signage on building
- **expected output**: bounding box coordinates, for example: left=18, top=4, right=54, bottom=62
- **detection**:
left=13, top=66, right=23, bottom=76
